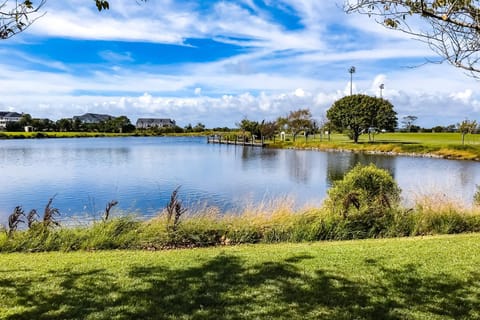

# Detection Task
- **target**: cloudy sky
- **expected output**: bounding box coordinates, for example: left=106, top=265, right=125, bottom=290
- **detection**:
left=1, top=0, right=478, bottom=128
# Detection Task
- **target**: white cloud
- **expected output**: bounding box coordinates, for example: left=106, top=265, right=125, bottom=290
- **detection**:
left=1, top=0, right=478, bottom=130
left=294, top=88, right=305, bottom=97
left=98, top=50, right=134, bottom=63
left=371, top=74, right=387, bottom=93
left=450, top=89, right=473, bottom=104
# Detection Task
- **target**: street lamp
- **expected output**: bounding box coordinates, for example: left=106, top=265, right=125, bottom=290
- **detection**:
left=379, top=83, right=384, bottom=98
left=348, top=66, right=356, bottom=95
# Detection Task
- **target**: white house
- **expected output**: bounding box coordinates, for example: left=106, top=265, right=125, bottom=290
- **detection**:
left=73, top=113, right=114, bottom=124
left=136, top=118, right=176, bottom=129
left=0, top=111, right=22, bottom=129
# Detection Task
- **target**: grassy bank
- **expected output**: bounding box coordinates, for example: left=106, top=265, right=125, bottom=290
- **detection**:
left=0, top=131, right=217, bottom=139
left=2, top=194, right=480, bottom=252
left=269, top=132, right=480, bottom=161
left=2, top=131, right=479, bottom=160
left=1, top=233, right=479, bottom=319
left=0, top=131, right=135, bottom=139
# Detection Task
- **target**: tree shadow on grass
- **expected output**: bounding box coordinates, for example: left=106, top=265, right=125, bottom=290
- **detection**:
left=1, top=254, right=479, bottom=319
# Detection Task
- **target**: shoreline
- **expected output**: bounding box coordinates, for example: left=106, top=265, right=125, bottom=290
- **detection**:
left=1, top=131, right=479, bottom=161
left=282, top=145, right=465, bottom=160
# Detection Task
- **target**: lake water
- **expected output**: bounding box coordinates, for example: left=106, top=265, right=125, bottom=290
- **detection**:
left=0, top=136, right=479, bottom=224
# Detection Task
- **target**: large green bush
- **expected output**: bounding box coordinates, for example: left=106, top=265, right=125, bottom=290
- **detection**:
left=474, top=185, right=480, bottom=206
left=326, top=163, right=401, bottom=218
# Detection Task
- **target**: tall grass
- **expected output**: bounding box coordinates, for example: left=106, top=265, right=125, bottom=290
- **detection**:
left=2, top=194, right=480, bottom=252
left=2, top=164, right=480, bottom=252
left=410, top=195, right=480, bottom=235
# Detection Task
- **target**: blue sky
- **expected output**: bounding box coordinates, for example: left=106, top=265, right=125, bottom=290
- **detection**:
left=1, top=0, right=478, bottom=127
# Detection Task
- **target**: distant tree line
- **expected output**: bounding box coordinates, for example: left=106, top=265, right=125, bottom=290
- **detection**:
left=5, top=93, right=478, bottom=145
left=237, top=108, right=319, bottom=143
left=237, top=94, right=399, bottom=144
left=3, top=114, right=231, bottom=135
left=5, top=114, right=136, bottom=133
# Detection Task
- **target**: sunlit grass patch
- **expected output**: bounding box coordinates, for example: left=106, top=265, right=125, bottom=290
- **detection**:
left=435, top=146, right=480, bottom=160
left=270, top=132, right=480, bottom=160
left=0, top=234, right=479, bottom=319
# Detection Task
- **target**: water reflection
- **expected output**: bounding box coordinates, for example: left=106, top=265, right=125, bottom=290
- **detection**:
left=286, top=151, right=311, bottom=183
left=0, top=137, right=479, bottom=224
left=71, top=147, right=131, bottom=166
left=326, top=152, right=396, bottom=186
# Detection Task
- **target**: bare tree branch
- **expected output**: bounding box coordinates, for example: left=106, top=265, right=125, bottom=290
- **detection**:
left=0, top=1, right=148, bottom=39
left=0, top=0, right=46, bottom=39
left=345, top=0, right=480, bottom=77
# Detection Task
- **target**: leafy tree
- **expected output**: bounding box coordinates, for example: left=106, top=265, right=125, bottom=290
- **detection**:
left=5, top=121, right=23, bottom=132
left=72, top=117, right=84, bottom=132
left=327, top=94, right=397, bottom=143
left=56, top=118, right=73, bottom=132
left=276, top=116, right=288, bottom=133
left=184, top=123, right=193, bottom=133
left=18, top=113, right=32, bottom=127
left=345, top=1, right=480, bottom=76
left=193, top=122, right=206, bottom=132
left=458, top=119, right=477, bottom=145
left=285, top=108, right=312, bottom=142
left=111, top=115, right=134, bottom=133
left=259, top=120, right=278, bottom=141
left=237, top=118, right=260, bottom=137
left=401, top=115, right=418, bottom=132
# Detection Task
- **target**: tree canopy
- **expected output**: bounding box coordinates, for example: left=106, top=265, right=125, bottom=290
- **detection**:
left=327, top=94, right=397, bottom=143
left=344, top=0, right=480, bottom=76
left=458, top=119, right=478, bottom=144
left=286, top=108, right=313, bottom=141
left=401, top=115, right=418, bottom=132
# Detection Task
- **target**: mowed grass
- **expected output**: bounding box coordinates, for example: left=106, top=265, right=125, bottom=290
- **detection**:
left=363, top=132, right=480, bottom=145
left=1, top=233, right=479, bottom=319
left=272, top=132, right=480, bottom=160
left=0, top=132, right=135, bottom=139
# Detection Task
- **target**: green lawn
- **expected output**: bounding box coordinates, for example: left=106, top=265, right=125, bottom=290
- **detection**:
left=1, top=233, right=479, bottom=319
left=361, top=132, right=480, bottom=145
left=270, top=132, right=480, bottom=160
left=286, top=132, right=480, bottom=146
left=0, top=131, right=135, bottom=139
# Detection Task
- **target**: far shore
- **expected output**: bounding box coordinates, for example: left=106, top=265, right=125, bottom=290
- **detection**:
left=1, top=131, right=479, bottom=161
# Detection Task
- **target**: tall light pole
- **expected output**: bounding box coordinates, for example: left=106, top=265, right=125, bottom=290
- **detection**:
left=348, top=66, right=356, bottom=95
left=379, top=83, right=384, bottom=98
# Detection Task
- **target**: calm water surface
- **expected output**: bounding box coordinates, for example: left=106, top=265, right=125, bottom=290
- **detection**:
left=0, top=136, right=479, bottom=223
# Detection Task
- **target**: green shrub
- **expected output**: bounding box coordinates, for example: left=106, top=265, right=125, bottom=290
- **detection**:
left=325, top=163, right=401, bottom=218
left=322, top=164, right=403, bottom=239
left=474, top=185, right=480, bottom=206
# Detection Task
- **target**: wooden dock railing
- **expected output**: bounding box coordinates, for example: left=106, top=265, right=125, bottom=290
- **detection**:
left=207, top=135, right=266, bottom=148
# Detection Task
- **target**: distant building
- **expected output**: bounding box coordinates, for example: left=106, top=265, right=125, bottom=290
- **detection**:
left=0, top=111, right=22, bottom=129
left=73, top=113, right=114, bottom=124
left=136, top=118, right=176, bottom=129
